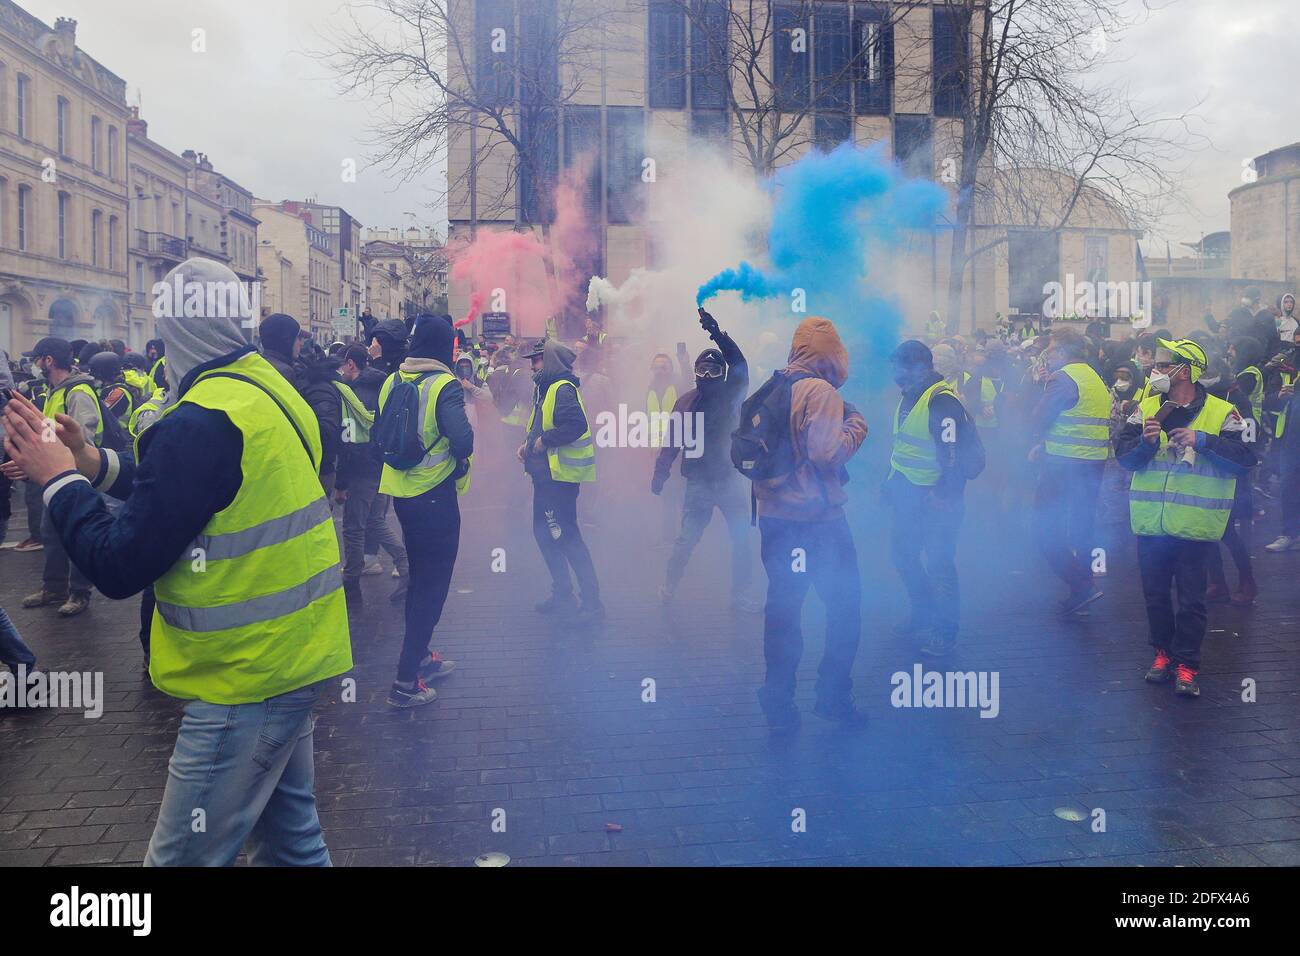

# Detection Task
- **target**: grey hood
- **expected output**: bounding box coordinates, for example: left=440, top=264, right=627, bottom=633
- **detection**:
left=154, top=258, right=252, bottom=398
left=535, top=340, right=579, bottom=388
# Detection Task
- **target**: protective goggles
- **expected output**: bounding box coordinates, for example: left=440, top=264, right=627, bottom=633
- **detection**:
left=694, top=362, right=725, bottom=379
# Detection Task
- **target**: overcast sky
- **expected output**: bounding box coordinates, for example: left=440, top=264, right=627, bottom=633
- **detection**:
left=20, top=0, right=1297, bottom=254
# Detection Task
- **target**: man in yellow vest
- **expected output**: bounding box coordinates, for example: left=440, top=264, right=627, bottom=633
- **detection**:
left=1029, top=328, right=1111, bottom=615
left=886, top=340, right=985, bottom=658
left=20, top=336, right=103, bottom=618
left=1114, top=338, right=1255, bottom=698
left=1, top=258, right=352, bottom=864
left=335, top=345, right=408, bottom=604
left=377, top=315, right=473, bottom=707
left=518, top=339, right=602, bottom=623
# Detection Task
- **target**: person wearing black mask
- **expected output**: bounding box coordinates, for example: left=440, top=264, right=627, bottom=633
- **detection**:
left=367, top=318, right=408, bottom=376
left=259, top=314, right=343, bottom=494
left=651, top=309, right=755, bottom=611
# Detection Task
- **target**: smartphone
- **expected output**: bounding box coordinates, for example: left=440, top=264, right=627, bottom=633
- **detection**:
left=1152, top=400, right=1178, bottom=425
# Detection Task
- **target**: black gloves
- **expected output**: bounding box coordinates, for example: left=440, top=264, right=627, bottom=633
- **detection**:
left=698, top=308, right=721, bottom=340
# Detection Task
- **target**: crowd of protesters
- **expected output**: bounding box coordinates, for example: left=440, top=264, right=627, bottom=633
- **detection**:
left=2, top=257, right=1298, bottom=865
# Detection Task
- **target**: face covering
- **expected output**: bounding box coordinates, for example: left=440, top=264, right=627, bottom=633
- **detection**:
left=1113, top=379, right=1135, bottom=395
left=1147, top=370, right=1171, bottom=394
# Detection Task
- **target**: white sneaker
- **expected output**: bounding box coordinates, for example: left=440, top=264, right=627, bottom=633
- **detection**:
left=1264, top=536, right=1300, bottom=552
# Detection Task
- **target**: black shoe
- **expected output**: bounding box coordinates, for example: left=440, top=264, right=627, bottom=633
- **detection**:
left=576, top=601, right=606, bottom=624
left=1061, top=587, right=1103, bottom=616
left=812, top=698, right=869, bottom=727
left=1174, top=664, right=1200, bottom=698
left=388, top=580, right=408, bottom=605
left=535, top=594, right=577, bottom=615
left=757, top=687, right=800, bottom=733
left=343, top=578, right=363, bottom=606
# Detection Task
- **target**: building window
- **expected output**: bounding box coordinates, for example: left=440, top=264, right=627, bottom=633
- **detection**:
left=57, top=96, right=70, bottom=156
left=17, top=185, right=29, bottom=250
left=607, top=107, right=645, bottom=224
left=773, top=3, right=810, bottom=112
left=58, top=192, right=69, bottom=258
left=477, top=0, right=515, bottom=107
left=855, top=6, right=894, bottom=116
left=16, top=73, right=29, bottom=139
left=690, top=0, right=728, bottom=110
left=563, top=105, right=601, bottom=222
left=814, top=114, right=852, bottom=151
left=933, top=6, right=969, bottom=118
left=108, top=215, right=118, bottom=270
left=107, top=125, right=118, bottom=179
left=648, top=1, right=685, bottom=109
left=894, top=114, right=934, bottom=179
left=91, top=116, right=101, bottom=171
left=136, top=261, right=144, bottom=302
left=690, top=109, right=729, bottom=149
left=814, top=8, right=851, bottom=113
left=92, top=209, right=102, bottom=266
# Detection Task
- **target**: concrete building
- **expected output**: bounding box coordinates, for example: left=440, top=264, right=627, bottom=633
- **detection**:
left=254, top=201, right=338, bottom=343
left=362, top=226, right=448, bottom=318
left=265, top=200, right=364, bottom=336
left=125, top=111, right=261, bottom=348
left=1230, top=142, right=1300, bottom=286
left=445, top=0, right=1140, bottom=338
left=0, top=5, right=129, bottom=357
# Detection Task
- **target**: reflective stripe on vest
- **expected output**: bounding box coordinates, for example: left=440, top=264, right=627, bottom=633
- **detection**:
left=1045, top=363, right=1111, bottom=460
left=647, top=386, right=677, bottom=448
left=529, top=380, right=596, bottom=482
left=890, top=379, right=957, bottom=487
left=129, top=390, right=166, bottom=442
left=145, top=352, right=351, bottom=704
left=1128, top=393, right=1237, bottom=542
left=377, top=370, right=469, bottom=497
left=334, top=381, right=374, bottom=444
left=45, top=381, right=103, bottom=444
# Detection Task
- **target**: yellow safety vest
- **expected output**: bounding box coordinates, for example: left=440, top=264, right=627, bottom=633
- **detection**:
left=1128, top=393, right=1237, bottom=542
left=150, top=356, right=168, bottom=388
left=890, top=379, right=958, bottom=487
left=647, top=385, right=677, bottom=448
left=142, top=352, right=352, bottom=704
left=1045, top=363, right=1111, bottom=460
left=129, top=389, right=167, bottom=440
left=528, top=379, right=596, bottom=482
left=45, top=379, right=103, bottom=444
left=979, top=376, right=1001, bottom=429
left=334, top=380, right=374, bottom=445
left=377, top=371, right=471, bottom=498
left=1276, top=371, right=1294, bottom=438
left=1242, top=365, right=1264, bottom=423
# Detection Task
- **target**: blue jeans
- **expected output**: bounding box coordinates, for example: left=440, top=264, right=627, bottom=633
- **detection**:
left=0, top=605, right=36, bottom=670
left=144, top=682, right=331, bottom=867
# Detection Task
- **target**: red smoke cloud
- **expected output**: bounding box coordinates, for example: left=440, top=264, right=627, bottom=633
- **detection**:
left=449, top=160, right=598, bottom=338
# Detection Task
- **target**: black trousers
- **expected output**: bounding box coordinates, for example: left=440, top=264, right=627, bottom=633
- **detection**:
left=531, top=476, right=600, bottom=605
left=392, top=482, right=461, bottom=683
left=1137, top=535, right=1213, bottom=669
left=1034, top=459, right=1105, bottom=595
left=665, top=476, right=752, bottom=596
left=888, top=481, right=963, bottom=644
left=759, top=514, right=862, bottom=705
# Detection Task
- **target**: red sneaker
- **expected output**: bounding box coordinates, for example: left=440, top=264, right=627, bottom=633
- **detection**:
left=1145, top=649, right=1173, bottom=683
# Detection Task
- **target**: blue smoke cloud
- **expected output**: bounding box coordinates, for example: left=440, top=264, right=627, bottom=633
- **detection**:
left=696, top=142, right=948, bottom=362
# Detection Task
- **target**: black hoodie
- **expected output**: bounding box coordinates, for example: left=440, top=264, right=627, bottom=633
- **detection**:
left=335, top=365, right=388, bottom=490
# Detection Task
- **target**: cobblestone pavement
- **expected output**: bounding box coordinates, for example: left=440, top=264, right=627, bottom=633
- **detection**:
left=2, top=473, right=1299, bottom=867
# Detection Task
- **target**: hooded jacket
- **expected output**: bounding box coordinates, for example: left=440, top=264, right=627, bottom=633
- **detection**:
left=653, top=331, right=749, bottom=484
left=755, top=317, right=868, bottom=522
left=297, top=354, right=344, bottom=479
left=334, top=365, right=389, bottom=491
left=524, top=341, right=588, bottom=480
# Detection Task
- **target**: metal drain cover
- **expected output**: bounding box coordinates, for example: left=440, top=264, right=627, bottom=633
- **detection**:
left=474, top=852, right=510, bottom=867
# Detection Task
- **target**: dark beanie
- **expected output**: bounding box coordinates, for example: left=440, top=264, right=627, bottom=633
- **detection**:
left=891, top=339, right=934, bottom=369
left=408, top=313, right=455, bottom=366
left=259, top=313, right=300, bottom=357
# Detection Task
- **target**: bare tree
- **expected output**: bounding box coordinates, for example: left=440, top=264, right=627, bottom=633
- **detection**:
left=925, top=0, right=1200, bottom=328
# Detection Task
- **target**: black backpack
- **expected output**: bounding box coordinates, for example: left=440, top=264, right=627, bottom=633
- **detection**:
left=371, top=371, right=439, bottom=470
left=730, top=371, right=813, bottom=482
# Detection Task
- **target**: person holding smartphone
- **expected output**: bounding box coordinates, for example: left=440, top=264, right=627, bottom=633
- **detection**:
left=1114, top=338, right=1256, bottom=698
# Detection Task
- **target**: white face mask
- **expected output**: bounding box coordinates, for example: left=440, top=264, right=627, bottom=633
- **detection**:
left=1147, top=370, right=1171, bottom=394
